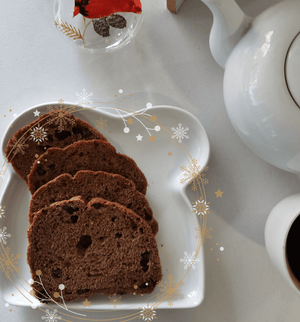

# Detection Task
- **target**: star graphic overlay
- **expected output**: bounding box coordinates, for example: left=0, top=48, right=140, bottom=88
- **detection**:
left=82, top=298, right=91, bottom=307
left=215, top=189, right=224, bottom=198
left=33, top=110, right=40, bottom=117
left=136, top=134, right=143, bottom=141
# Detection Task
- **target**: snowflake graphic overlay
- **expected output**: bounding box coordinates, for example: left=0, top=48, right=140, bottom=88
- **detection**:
left=187, top=290, right=199, bottom=305
left=11, top=137, right=29, bottom=155
left=108, top=295, right=122, bottom=308
left=180, top=159, right=208, bottom=191
left=180, top=251, right=200, bottom=270
left=75, top=89, right=93, bottom=105
left=0, top=206, right=5, bottom=219
left=192, top=199, right=210, bottom=216
left=96, top=117, right=108, bottom=131
left=195, top=226, right=212, bottom=243
left=0, top=247, right=22, bottom=279
left=0, top=227, right=11, bottom=244
left=156, top=275, right=184, bottom=307
left=139, top=303, right=157, bottom=321
left=48, top=111, right=76, bottom=132
left=41, top=309, right=61, bottom=322
left=171, top=123, right=189, bottom=143
left=46, top=99, right=76, bottom=114
left=30, top=125, right=47, bottom=144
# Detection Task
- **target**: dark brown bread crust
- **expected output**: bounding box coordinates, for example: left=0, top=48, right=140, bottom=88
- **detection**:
left=27, top=197, right=162, bottom=302
left=5, top=111, right=108, bottom=183
left=29, top=170, right=158, bottom=234
left=27, top=140, right=148, bottom=195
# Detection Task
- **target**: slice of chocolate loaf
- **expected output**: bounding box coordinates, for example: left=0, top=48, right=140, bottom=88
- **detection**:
left=27, top=197, right=162, bottom=302
left=5, top=111, right=108, bottom=183
left=29, top=170, right=158, bottom=234
left=27, top=140, right=148, bottom=195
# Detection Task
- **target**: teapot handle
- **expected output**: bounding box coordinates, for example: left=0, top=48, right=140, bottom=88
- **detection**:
left=202, top=0, right=252, bottom=68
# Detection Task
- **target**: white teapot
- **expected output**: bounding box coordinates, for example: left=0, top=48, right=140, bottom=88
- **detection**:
left=203, top=0, right=300, bottom=173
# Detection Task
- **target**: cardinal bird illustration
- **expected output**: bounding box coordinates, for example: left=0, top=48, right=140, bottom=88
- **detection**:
left=73, top=0, right=142, bottom=18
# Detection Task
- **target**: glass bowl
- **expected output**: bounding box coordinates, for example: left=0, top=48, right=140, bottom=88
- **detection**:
left=53, top=0, right=143, bottom=53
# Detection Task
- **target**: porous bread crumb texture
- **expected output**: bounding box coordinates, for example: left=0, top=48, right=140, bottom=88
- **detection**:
left=5, top=111, right=108, bottom=183
left=29, top=170, right=158, bottom=234
left=27, top=140, right=148, bottom=195
left=27, top=197, right=162, bottom=302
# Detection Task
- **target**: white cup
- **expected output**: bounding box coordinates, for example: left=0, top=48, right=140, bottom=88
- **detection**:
left=265, top=193, right=300, bottom=293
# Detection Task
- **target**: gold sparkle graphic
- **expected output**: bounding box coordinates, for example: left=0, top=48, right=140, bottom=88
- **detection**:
left=195, top=226, right=212, bottom=243
left=53, top=292, right=60, bottom=298
left=139, top=303, right=157, bottom=321
left=192, top=199, right=210, bottom=216
left=82, top=298, right=91, bottom=307
left=0, top=247, right=22, bottom=279
left=46, top=99, right=76, bottom=114
left=215, top=189, right=224, bottom=198
left=156, top=275, right=184, bottom=307
left=202, top=177, right=209, bottom=185
left=96, top=117, right=108, bottom=131
left=48, top=111, right=76, bottom=131
left=149, top=136, right=155, bottom=142
left=180, top=159, right=209, bottom=191
left=108, top=295, right=122, bottom=308
left=167, top=151, right=173, bottom=156
left=12, top=138, right=29, bottom=155
left=30, top=125, right=47, bottom=144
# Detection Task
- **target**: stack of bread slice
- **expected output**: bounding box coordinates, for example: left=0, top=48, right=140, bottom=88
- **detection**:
left=5, top=110, right=162, bottom=302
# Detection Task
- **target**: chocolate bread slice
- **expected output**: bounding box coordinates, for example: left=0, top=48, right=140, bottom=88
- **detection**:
left=27, top=140, right=148, bottom=195
left=27, top=197, right=162, bottom=302
left=29, top=170, right=158, bottom=234
left=5, top=111, right=108, bottom=183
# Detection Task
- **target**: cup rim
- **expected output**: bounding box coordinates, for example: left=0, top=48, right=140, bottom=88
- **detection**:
left=285, top=212, right=300, bottom=291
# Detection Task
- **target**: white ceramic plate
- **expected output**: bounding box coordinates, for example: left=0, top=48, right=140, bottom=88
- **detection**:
left=0, top=103, right=210, bottom=311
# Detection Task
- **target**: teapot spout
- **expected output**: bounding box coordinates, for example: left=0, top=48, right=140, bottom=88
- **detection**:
left=202, top=0, right=252, bottom=68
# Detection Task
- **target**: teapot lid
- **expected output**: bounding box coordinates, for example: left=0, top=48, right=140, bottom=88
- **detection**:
left=285, top=33, right=300, bottom=107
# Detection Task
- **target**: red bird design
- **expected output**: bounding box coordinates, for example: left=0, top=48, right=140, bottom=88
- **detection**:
left=73, top=0, right=142, bottom=18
